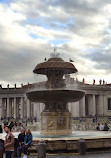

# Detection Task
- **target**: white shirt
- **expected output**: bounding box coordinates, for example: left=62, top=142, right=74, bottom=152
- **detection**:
left=100, top=124, right=104, bottom=131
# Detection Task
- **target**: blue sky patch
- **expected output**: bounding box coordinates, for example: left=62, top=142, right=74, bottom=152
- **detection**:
left=29, top=33, right=46, bottom=40
left=49, top=39, right=70, bottom=45
left=0, top=0, right=13, bottom=4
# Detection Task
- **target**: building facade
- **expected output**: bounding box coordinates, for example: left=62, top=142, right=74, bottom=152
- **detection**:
left=0, top=77, right=111, bottom=119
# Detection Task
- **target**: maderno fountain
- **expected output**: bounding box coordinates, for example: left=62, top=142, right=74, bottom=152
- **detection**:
left=27, top=54, right=85, bottom=135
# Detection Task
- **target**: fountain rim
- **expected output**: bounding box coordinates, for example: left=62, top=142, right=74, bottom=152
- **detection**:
left=33, top=57, right=78, bottom=74
left=26, top=89, right=85, bottom=103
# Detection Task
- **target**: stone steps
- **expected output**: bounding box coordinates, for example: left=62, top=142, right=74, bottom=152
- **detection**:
left=29, top=138, right=111, bottom=153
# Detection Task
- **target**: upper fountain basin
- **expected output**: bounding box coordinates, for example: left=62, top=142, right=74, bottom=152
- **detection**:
left=26, top=89, right=85, bottom=103
left=33, top=58, right=77, bottom=75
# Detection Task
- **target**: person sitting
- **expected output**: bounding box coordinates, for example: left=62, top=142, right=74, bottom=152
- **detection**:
left=23, top=129, right=33, bottom=156
left=96, top=123, right=100, bottom=131
left=17, top=128, right=25, bottom=158
left=103, top=122, right=109, bottom=131
left=100, top=123, right=104, bottom=131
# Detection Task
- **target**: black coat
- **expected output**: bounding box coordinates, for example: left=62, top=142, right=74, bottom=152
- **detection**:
left=0, top=126, right=3, bottom=133
left=103, top=125, right=109, bottom=131
left=18, top=133, right=25, bottom=143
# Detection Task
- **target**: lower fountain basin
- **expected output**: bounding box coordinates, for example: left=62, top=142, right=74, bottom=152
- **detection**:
left=26, top=89, right=85, bottom=103
left=0, top=131, right=111, bottom=140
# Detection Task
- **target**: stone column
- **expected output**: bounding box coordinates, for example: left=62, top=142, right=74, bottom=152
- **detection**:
left=88, top=95, right=96, bottom=116
left=92, top=95, right=96, bottom=116
left=20, top=97, right=24, bottom=119
left=27, top=99, right=30, bottom=118
left=88, top=95, right=92, bottom=116
left=14, top=98, right=17, bottom=119
left=23, top=97, right=27, bottom=118
left=7, top=98, right=10, bottom=118
left=79, top=96, right=85, bottom=117
left=9, top=99, right=12, bottom=117
left=103, top=95, right=107, bottom=115
left=16, top=98, right=20, bottom=118
left=71, top=101, right=79, bottom=117
left=2, top=99, right=6, bottom=119
left=0, top=98, right=2, bottom=119
left=96, top=95, right=104, bottom=115
left=87, top=95, right=91, bottom=116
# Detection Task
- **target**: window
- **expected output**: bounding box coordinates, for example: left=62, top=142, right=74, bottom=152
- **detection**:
left=108, top=98, right=111, bottom=110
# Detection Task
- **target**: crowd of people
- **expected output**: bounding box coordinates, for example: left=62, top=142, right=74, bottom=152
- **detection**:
left=96, top=122, right=109, bottom=131
left=0, top=123, right=33, bottom=158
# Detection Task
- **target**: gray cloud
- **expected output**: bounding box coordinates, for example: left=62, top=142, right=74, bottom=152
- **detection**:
left=0, top=36, right=51, bottom=85
left=85, top=48, right=111, bottom=73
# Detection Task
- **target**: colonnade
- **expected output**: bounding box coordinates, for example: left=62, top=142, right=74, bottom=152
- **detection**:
left=0, top=94, right=109, bottom=119
left=68, top=94, right=108, bottom=117
left=85, top=94, right=105, bottom=116
left=0, top=97, right=35, bottom=119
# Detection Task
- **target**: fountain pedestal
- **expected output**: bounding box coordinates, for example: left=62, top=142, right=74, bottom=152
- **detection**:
left=41, top=111, right=72, bottom=135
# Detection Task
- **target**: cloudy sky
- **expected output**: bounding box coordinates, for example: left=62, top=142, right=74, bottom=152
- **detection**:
left=0, top=0, right=111, bottom=87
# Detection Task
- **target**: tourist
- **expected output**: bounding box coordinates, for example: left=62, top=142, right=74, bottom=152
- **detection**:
left=100, top=123, right=104, bottom=131
left=103, top=122, right=109, bottom=131
left=0, top=125, right=3, bottom=133
left=14, top=121, right=17, bottom=127
left=93, top=118, right=95, bottom=123
left=4, top=125, right=14, bottom=158
left=96, top=123, right=100, bottom=131
left=23, top=129, right=33, bottom=157
left=80, top=118, right=82, bottom=123
left=19, top=123, right=22, bottom=127
left=95, top=117, right=98, bottom=123
left=9, top=121, right=14, bottom=129
left=17, top=128, right=25, bottom=158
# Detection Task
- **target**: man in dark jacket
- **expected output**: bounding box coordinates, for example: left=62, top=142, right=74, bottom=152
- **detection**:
left=17, top=128, right=25, bottom=158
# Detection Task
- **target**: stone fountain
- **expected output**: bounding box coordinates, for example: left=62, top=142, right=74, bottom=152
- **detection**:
left=27, top=54, right=84, bottom=135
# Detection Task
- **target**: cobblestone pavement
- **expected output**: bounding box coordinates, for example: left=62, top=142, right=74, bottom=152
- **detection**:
left=24, top=152, right=111, bottom=158
left=2, top=152, right=111, bottom=158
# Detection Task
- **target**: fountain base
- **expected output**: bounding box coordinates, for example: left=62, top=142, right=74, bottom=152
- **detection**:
left=40, top=111, right=72, bottom=135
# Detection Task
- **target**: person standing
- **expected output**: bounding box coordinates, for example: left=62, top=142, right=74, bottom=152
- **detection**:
left=4, top=126, right=14, bottom=158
